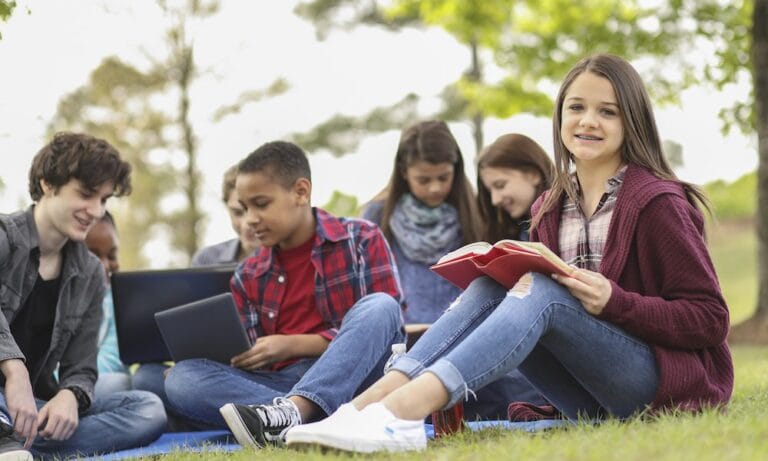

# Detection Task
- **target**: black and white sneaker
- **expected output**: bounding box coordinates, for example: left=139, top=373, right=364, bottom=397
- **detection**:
left=219, top=397, right=302, bottom=448
left=0, top=421, right=31, bottom=461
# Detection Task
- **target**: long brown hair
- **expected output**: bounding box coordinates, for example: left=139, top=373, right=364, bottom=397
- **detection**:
left=477, top=134, right=554, bottom=242
left=532, top=54, right=710, bottom=229
left=380, top=120, right=481, bottom=244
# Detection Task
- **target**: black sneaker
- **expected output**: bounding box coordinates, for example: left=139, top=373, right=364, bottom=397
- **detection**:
left=219, top=397, right=301, bottom=448
left=0, top=422, right=31, bottom=461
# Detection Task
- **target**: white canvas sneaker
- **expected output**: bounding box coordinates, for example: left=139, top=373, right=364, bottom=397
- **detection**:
left=286, top=402, right=427, bottom=453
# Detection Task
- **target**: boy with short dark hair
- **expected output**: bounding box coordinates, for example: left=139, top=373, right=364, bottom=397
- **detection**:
left=0, top=132, right=166, bottom=460
left=164, top=141, right=405, bottom=448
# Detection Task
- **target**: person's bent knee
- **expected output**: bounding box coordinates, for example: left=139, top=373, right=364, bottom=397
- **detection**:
left=121, top=390, right=167, bottom=447
left=348, top=292, right=401, bottom=325
left=505, top=272, right=568, bottom=304
left=466, top=275, right=504, bottom=292
left=165, top=359, right=216, bottom=405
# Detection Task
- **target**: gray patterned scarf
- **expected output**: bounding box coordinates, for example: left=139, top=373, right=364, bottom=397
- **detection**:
left=390, top=193, right=463, bottom=264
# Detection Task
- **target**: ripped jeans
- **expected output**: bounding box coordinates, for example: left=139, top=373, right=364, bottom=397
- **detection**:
left=389, top=274, right=658, bottom=420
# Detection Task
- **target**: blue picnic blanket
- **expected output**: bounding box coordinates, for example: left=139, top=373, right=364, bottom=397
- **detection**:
left=90, top=431, right=240, bottom=460
left=93, top=419, right=572, bottom=459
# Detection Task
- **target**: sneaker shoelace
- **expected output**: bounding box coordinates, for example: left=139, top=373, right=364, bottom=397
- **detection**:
left=254, top=398, right=300, bottom=440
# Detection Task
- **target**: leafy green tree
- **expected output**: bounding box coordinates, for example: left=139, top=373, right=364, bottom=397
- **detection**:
left=752, top=0, right=768, bottom=343
left=0, top=0, right=14, bottom=18
left=0, top=0, right=15, bottom=39
left=293, top=0, right=700, bottom=156
left=676, top=0, right=768, bottom=341
left=754, top=0, right=768, bottom=338
left=51, top=1, right=290, bottom=267
left=715, top=0, right=768, bottom=342
left=51, top=0, right=220, bottom=268
left=50, top=57, right=176, bottom=269
left=322, top=190, right=359, bottom=217
left=155, top=0, right=220, bottom=263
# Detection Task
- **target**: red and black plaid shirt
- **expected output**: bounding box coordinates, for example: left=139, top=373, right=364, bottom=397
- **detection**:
left=230, top=208, right=404, bottom=343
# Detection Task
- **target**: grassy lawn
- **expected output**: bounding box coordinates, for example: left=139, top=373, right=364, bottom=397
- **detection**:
left=160, top=345, right=767, bottom=460
left=155, top=219, right=766, bottom=461
left=708, top=219, right=758, bottom=324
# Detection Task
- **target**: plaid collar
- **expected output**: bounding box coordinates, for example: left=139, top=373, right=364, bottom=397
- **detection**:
left=246, top=207, right=350, bottom=278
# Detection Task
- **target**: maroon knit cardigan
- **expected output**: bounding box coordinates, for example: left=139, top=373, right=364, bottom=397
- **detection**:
left=531, top=164, right=733, bottom=411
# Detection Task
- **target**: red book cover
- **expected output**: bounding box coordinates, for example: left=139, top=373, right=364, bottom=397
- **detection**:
left=430, top=240, right=573, bottom=290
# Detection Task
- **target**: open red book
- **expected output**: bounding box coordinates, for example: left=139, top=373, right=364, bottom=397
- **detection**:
left=430, top=240, right=575, bottom=290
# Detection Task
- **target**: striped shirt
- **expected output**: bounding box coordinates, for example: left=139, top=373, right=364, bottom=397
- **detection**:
left=230, top=208, right=404, bottom=343
left=558, top=166, right=626, bottom=271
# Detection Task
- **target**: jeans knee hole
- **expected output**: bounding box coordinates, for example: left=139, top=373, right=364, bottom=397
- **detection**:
left=507, top=273, right=534, bottom=299
left=445, top=294, right=462, bottom=312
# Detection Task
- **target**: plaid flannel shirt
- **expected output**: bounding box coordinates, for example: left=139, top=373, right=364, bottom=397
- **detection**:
left=230, top=208, right=404, bottom=343
left=558, top=166, right=626, bottom=271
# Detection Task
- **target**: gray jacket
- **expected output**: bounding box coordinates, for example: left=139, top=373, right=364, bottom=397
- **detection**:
left=0, top=207, right=104, bottom=409
left=191, top=238, right=240, bottom=267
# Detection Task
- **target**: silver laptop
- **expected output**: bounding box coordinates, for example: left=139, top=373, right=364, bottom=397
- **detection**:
left=154, top=292, right=251, bottom=364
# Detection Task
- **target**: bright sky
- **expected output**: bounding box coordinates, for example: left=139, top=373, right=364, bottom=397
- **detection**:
left=0, top=1, right=757, bottom=267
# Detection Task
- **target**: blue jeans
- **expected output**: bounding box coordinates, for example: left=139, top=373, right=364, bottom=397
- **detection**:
left=165, top=292, right=405, bottom=427
left=0, top=390, right=166, bottom=459
left=463, top=369, right=544, bottom=420
left=391, top=274, right=659, bottom=420
left=132, top=363, right=171, bottom=405
left=94, top=372, right=132, bottom=399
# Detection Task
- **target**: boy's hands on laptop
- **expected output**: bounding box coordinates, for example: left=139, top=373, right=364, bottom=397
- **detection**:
left=231, top=335, right=295, bottom=370
left=231, top=334, right=329, bottom=370
left=36, top=390, right=79, bottom=441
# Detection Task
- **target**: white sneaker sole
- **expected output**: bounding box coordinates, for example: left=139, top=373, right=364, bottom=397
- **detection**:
left=0, top=450, right=32, bottom=461
left=286, top=428, right=426, bottom=453
left=219, top=404, right=263, bottom=449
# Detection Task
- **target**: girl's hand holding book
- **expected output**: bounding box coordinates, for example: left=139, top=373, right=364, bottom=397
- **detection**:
left=552, top=269, right=612, bottom=315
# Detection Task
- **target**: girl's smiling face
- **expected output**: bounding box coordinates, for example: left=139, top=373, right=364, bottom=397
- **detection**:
left=479, top=167, right=541, bottom=219
left=560, top=72, right=625, bottom=168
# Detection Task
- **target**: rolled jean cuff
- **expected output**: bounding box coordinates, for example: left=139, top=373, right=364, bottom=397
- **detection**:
left=288, top=390, right=332, bottom=417
left=388, top=355, right=425, bottom=379
left=425, top=358, right=467, bottom=410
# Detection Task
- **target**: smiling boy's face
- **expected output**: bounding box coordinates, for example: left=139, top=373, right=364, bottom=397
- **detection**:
left=40, top=178, right=115, bottom=243
left=235, top=170, right=312, bottom=249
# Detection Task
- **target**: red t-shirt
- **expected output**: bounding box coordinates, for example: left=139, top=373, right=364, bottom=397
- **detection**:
left=272, top=234, right=326, bottom=369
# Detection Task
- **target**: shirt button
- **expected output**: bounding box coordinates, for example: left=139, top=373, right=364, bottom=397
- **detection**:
left=277, top=275, right=285, bottom=283
left=268, top=312, right=275, bottom=319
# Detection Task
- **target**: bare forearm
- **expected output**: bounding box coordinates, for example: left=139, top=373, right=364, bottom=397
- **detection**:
left=287, top=334, right=329, bottom=359
left=0, top=359, right=28, bottom=381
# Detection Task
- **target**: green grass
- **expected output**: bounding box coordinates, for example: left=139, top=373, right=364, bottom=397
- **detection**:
left=708, top=219, right=758, bottom=324
left=704, top=171, right=757, bottom=221
left=154, top=346, right=767, bottom=461
left=152, top=218, right=766, bottom=461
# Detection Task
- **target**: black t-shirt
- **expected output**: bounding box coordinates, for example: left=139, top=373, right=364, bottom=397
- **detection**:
left=10, top=272, right=60, bottom=391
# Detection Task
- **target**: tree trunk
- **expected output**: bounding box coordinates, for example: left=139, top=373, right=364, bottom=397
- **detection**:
left=179, top=43, right=201, bottom=263
left=754, top=0, right=768, bottom=318
left=469, top=39, right=484, bottom=156
left=729, top=0, right=768, bottom=343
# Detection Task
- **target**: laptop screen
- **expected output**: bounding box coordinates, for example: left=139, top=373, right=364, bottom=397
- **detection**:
left=111, top=265, right=236, bottom=364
